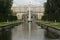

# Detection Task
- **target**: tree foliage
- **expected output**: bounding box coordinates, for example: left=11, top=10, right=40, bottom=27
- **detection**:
left=0, top=0, right=17, bottom=22
left=0, top=0, right=13, bottom=14
left=42, top=0, right=60, bottom=22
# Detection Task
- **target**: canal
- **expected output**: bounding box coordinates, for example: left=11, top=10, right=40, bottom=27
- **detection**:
left=11, top=22, right=59, bottom=40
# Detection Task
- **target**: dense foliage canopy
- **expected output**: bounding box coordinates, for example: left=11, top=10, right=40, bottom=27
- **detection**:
left=42, top=0, right=60, bottom=22
left=0, top=0, right=17, bottom=22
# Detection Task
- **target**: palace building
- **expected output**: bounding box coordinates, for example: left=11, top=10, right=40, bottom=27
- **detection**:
left=11, top=4, right=44, bottom=20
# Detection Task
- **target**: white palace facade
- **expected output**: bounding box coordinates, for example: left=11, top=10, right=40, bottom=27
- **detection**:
left=11, top=4, right=44, bottom=20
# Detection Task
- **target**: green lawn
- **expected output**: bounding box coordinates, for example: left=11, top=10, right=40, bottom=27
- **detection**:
left=36, top=20, right=60, bottom=29
left=0, top=20, right=23, bottom=26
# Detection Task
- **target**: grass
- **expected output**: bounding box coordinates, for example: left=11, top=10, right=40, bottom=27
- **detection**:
left=0, top=20, right=23, bottom=26
left=36, top=20, right=60, bottom=29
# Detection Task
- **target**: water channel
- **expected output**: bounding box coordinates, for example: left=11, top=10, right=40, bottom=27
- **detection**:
left=11, top=21, right=59, bottom=40
left=11, top=11, right=59, bottom=40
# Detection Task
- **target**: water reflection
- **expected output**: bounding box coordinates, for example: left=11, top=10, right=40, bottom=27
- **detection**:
left=11, top=23, right=60, bottom=40
left=12, top=22, right=45, bottom=40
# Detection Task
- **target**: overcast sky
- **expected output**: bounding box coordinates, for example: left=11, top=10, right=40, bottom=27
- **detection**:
left=13, top=0, right=46, bottom=6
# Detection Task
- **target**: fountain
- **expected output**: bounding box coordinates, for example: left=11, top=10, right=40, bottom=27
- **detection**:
left=28, top=5, right=32, bottom=40
left=28, top=6, right=32, bottom=32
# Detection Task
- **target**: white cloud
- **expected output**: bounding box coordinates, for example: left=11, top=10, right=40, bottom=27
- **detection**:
left=13, top=0, right=47, bottom=6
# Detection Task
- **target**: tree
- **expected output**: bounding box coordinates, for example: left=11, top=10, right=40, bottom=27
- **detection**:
left=42, top=0, right=60, bottom=22
left=0, top=0, right=13, bottom=22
